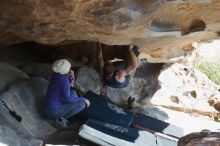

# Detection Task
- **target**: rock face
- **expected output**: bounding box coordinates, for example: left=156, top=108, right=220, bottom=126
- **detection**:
left=0, top=63, right=29, bottom=93
left=151, top=63, right=220, bottom=121
left=0, top=77, right=57, bottom=138
left=74, top=66, right=102, bottom=95
left=20, top=63, right=52, bottom=80
left=1, top=0, right=220, bottom=62
left=178, top=130, right=220, bottom=146
left=0, top=62, right=56, bottom=145
left=74, top=59, right=163, bottom=109
left=0, top=126, right=43, bottom=146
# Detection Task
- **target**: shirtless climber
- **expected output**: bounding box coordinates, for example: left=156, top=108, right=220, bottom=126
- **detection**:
left=97, top=43, right=139, bottom=89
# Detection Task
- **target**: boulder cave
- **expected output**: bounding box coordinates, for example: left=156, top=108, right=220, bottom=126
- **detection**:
left=0, top=0, right=220, bottom=146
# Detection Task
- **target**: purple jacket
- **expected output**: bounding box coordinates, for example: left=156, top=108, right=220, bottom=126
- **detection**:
left=44, top=73, right=84, bottom=109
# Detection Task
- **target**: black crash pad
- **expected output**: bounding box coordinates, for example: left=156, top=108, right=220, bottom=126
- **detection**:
left=84, top=118, right=139, bottom=142
left=80, top=91, right=134, bottom=126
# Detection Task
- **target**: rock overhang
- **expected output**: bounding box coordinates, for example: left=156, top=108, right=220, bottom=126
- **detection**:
left=0, top=0, right=220, bottom=62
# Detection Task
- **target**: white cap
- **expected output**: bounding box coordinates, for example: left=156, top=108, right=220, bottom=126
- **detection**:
left=52, top=59, right=71, bottom=74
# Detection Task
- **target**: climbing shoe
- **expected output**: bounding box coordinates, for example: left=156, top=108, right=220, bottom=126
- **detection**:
left=54, top=117, right=70, bottom=129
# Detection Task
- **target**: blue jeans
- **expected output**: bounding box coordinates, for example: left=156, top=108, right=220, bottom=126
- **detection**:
left=45, top=90, right=85, bottom=120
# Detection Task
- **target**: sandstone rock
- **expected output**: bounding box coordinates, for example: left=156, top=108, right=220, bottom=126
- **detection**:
left=208, top=99, right=216, bottom=106
left=150, top=20, right=179, bottom=32
left=183, top=90, right=197, bottom=99
left=1, top=1, right=220, bottom=62
left=0, top=105, right=32, bottom=139
left=0, top=77, right=56, bottom=138
left=178, top=130, right=220, bottom=146
left=104, top=85, right=131, bottom=106
left=19, top=63, right=52, bottom=80
left=0, top=62, right=29, bottom=93
left=137, top=84, right=161, bottom=105
left=152, top=63, right=220, bottom=121
left=170, top=96, right=180, bottom=104
left=208, top=98, right=220, bottom=112
left=74, top=66, right=102, bottom=95
left=103, top=75, right=145, bottom=107
left=0, top=125, right=43, bottom=146
left=73, top=59, right=163, bottom=108
left=180, top=19, right=206, bottom=35
left=103, top=59, right=162, bottom=107
left=189, top=91, right=197, bottom=98
left=213, top=102, right=220, bottom=112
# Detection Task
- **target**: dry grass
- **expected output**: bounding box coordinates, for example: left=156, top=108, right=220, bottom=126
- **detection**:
left=193, top=56, right=220, bottom=85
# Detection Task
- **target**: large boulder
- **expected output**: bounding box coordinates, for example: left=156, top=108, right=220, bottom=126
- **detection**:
left=103, top=60, right=163, bottom=108
left=178, top=130, right=220, bottom=146
left=19, top=63, right=52, bottom=80
left=0, top=62, right=29, bottom=93
left=0, top=77, right=56, bottom=139
left=74, top=66, right=102, bottom=95
left=73, top=59, right=163, bottom=108
left=151, top=63, right=220, bottom=123
left=104, top=77, right=146, bottom=106
left=0, top=125, right=43, bottom=146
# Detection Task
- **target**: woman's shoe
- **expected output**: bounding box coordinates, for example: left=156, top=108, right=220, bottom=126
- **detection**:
left=54, top=117, right=70, bottom=129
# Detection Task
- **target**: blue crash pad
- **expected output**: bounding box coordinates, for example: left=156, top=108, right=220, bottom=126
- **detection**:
left=80, top=91, right=134, bottom=126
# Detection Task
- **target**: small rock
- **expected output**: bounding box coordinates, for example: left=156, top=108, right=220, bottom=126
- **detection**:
left=213, top=102, right=220, bottom=112
left=170, top=96, right=180, bottom=104
left=189, top=90, right=197, bottom=98
left=208, top=99, right=216, bottom=106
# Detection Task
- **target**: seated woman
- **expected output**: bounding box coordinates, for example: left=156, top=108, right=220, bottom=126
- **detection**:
left=43, top=59, right=90, bottom=129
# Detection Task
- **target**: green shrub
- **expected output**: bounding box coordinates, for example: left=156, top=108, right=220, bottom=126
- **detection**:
left=193, top=57, right=220, bottom=85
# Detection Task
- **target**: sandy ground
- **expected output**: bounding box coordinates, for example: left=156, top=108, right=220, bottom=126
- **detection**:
left=156, top=106, right=220, bottom=135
